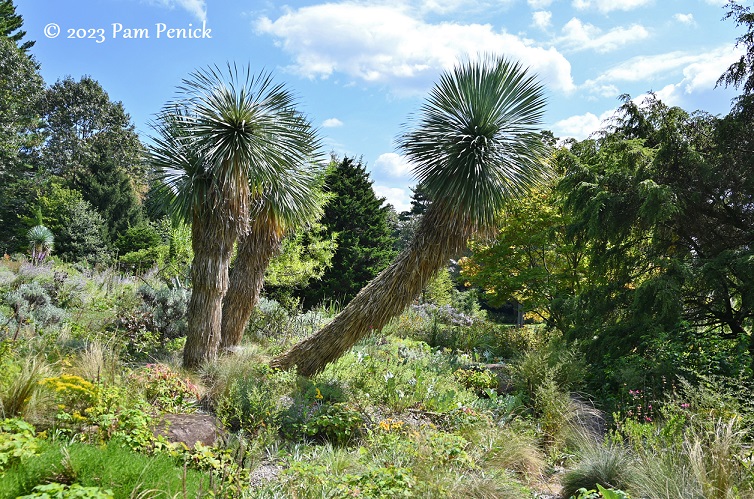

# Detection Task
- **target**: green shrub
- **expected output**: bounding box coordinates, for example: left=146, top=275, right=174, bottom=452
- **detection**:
left=118, top=246, right=167, bottom=274
left=533, top=376, right=575, bottom=453
left=18, top=483, right=114, bottom=499
left=281, top=460, right=415, bottom=499
left=0, top=418, right=39, bottom=472
left=424, top=431, right=473, bottom=468
left=344, top=466, right=416, bottom=498
left=282, top=402, right=364, bottom=446
left=112, top=310, right=160, bottom=361
left=472, top=392, right=525, bottom=424
left=321, top=336, right=475, bottom=413
left=115, top=222, right=161, bottom=256
left=454, top=366, right=498, bottom=394
left=214, top=365, right=294, bottom=435
left=508, top=336, right=586, bottom=402
left=129, top=363, right=199, bottom=414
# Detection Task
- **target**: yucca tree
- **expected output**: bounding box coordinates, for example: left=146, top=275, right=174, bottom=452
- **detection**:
left=27, top=225, right=53, bottom=265
left=220, top=164, right=326, bottom=351
left=150, top=64, right=319, bottom=369
left=271, top=55, right=550, bottom=375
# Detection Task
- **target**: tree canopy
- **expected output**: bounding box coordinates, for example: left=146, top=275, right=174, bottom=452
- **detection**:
left=42, top=76, right=145, bottom=244
left=0, top=0, right=33, bottom=52
left=298, top=156, right=396, bottom=308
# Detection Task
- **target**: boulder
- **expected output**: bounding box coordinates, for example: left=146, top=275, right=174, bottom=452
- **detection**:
left=153, top=413, right=224, bottom=448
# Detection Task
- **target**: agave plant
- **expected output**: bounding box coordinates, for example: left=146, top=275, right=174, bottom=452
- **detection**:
left=150, top=64, right=319, bottom=368
left=27, top=225, right=54, bottom=265
left=272, top=55, right=550, bottom=375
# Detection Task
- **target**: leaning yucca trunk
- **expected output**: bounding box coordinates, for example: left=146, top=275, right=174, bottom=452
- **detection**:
left=273, top=56, right=548, bottom=375
left=271, top=203, right=473, bottom=375
left=220, top=215, right=283, bottom=351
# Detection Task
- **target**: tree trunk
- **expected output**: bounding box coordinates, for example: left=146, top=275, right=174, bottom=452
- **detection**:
left=270, top=206, right=473, bottom=376
left=220, top=217, right=283, bottom=351
left=183, top=212, right=237, bottom=369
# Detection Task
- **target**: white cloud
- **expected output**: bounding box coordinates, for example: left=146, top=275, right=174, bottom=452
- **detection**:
left=674, top=13, right=695, bottom=26
left=582, top=44, right=741, bottom=100
left=417, top=0, right=506, bottom=15
left=528, top=0, right=553, bottom=8
left=585, top=82, right=620, bottom=98
left=373, top=185, right=411, bottom=213
left=703, top=0, right=726, bottom=5
left=558, top=18, right=649, bottom=53
left=255, top=3, right=576, bottom=94
left=643, top=45, right=744, bottom=104
left=586, top=52, right=701, bottom=86
left=322, top=118, right=343, bottom=128
left=375, top=152, right=414, bottom=177
left=146, top=0, right=206, bottom=21
left=572, top=0, right=652, bottom=14
left=532, top=11, right=552, bottom=30
left=553, top=109, right=614, bottom=140
left=587, top=45, right=738, bottom=86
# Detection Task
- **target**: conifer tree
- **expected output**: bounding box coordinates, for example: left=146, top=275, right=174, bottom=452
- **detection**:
left=0, top=0, right=34, bottom=52
left=42, top=76, right=145, bottom=246
left=298, top=156, right=396, bottom=308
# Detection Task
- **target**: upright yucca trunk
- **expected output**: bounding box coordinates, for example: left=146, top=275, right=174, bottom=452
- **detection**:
left=183, top=214, right=237, bottom=368
left=220, top=215, right=284, bottom=351
left=150, top=65, right=319, bottom=370
left=271, top=204, right=472, bottom=375
left=173, top=179, right=247, bottom=369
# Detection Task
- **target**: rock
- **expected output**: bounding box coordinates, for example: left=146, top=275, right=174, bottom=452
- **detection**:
left=153, top=413, right=225, bottom=448
left=249, top=462, right=283, bottom=488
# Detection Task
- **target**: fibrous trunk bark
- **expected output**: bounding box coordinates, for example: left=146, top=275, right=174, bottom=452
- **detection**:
left=183, top=212, right=237, bottom=369
left=270, top=205, right=473, bottom=376
left=220, top=217, right=283, bottom=351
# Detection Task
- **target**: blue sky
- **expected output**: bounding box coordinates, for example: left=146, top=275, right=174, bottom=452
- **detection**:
left=17, top=0, right=744, bottom=212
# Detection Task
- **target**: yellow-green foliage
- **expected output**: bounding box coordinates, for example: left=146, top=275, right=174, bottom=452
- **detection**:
left=39, top=374, right=97, bottom=417
left=422, top=268, right=454, bottom=306
left=0, top=418, right=39, bottom=472
left=454, top=367, right=498, bottom=393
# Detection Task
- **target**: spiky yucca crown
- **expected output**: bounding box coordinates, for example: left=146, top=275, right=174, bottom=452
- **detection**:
left=398, top=55, right=549, bottom=233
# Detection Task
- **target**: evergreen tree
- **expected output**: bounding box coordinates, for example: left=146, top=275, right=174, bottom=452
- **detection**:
left=0, top=36, right=45, bottom=253
left=42, top=76, right=145, bottom=245
left=0, top=0, right=34, bottom=52
left=299, top=156, right=396, bottom=307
